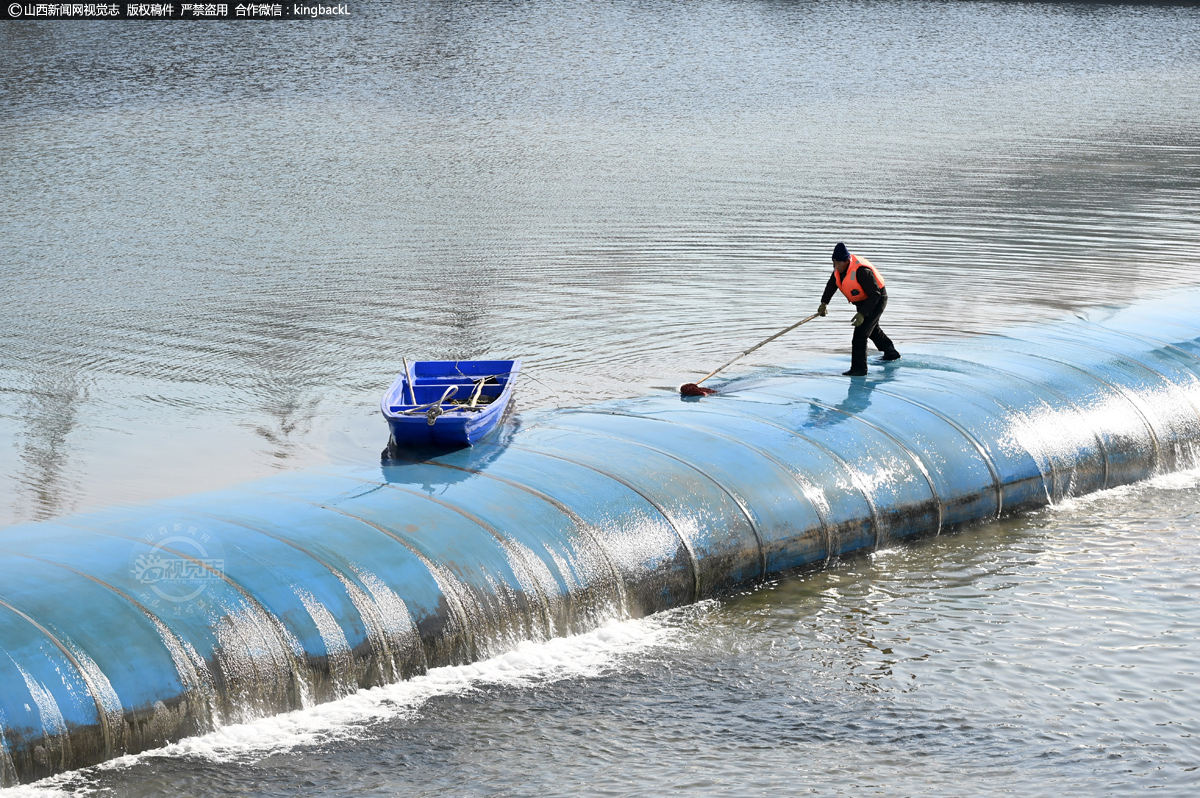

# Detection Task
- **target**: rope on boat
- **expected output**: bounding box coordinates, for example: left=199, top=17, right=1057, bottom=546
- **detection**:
left=397, top=380, right=496, bottom=425
left=397, top=385, right=471, bottom=425
left=395, top=365, right=520, bottom=426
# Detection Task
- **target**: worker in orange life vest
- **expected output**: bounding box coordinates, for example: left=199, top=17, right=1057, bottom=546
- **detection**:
left=817, top=242, right=901, bottom=376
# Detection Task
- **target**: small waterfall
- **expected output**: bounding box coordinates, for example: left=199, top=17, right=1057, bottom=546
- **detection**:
left=1, top=295, right=1199, bottom=785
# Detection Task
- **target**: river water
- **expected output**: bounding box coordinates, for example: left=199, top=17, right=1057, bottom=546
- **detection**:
left=2, top=1, right=1200, bottom=794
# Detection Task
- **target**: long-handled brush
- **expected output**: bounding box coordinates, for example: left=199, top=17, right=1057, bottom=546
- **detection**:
left=680, top=313, right=820, bottom=397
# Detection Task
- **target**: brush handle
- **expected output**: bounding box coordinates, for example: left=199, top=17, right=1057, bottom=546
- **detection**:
left=695, top=313, right=820, bottom=385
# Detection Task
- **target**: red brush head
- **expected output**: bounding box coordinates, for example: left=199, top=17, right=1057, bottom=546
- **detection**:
left=680, top=383, right=717, bottom=397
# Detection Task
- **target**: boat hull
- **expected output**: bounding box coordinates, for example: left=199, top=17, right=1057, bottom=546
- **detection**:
left=381, top=359, right=520, bottom=448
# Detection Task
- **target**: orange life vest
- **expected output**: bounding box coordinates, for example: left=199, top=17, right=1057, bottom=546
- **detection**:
left=834, top=254, right=885, bottom=304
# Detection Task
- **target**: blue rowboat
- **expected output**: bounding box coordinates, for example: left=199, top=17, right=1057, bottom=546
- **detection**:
left=381, top=359, right=521, bottom=448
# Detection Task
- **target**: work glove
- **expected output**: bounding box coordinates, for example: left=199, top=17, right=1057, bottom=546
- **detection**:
left=817, top=303, right=828, bottom=317
left=852, top=312, right=865, bottom=327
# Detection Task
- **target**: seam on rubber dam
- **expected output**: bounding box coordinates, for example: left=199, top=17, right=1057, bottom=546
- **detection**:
left=2, top=299, right=1200, bottom=784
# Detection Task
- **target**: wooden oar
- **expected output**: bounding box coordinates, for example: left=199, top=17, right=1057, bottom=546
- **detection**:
left=680, top=313, right=820, bottom=397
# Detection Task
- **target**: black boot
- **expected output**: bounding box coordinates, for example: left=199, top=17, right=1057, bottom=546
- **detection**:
left=881, top=351, right=901, bottom=361
left=842, top=368, right=867, bottom=376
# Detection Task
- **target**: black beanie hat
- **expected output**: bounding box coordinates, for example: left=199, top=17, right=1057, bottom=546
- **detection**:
left=832, top=242, right=849, bottom=261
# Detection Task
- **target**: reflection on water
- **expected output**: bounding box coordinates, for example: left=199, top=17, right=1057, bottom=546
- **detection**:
left=11, top=370, right=89, bottom=521
left=803, top=365, right=901, bottom=427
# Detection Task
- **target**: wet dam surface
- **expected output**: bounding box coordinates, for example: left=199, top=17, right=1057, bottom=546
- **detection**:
left=2, top=296, right=1200, bottom=787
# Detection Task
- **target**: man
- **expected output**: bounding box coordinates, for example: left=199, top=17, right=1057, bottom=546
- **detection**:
left=817, top=242, right=901, bottom=376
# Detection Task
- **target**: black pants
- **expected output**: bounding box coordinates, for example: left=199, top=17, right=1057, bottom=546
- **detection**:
left=851, top=295, right=896, bottom=372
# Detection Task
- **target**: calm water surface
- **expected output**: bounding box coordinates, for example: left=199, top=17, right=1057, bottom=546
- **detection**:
left=2, top=0, right=1199, bottom=794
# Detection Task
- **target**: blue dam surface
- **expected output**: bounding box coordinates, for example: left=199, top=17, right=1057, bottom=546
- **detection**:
left=1, top=296, right=1199, bottom=785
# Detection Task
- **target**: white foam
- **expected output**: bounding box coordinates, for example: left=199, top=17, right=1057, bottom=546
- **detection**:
left=3, top=612, right=688, bottom=795
left=1144, top=466, right=1200, bottom=492
left=0, top=788, right=72, bottom=798
left=1048, top=465, right=1200, bottom=514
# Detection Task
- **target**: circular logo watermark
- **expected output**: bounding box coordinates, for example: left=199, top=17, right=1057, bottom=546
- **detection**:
left=130, top=522, right=225, bottom=612
left=8, top=4, right=22, bottom=17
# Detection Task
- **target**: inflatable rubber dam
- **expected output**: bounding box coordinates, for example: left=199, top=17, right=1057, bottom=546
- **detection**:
left=2, top=298, right=1200, bottom=785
